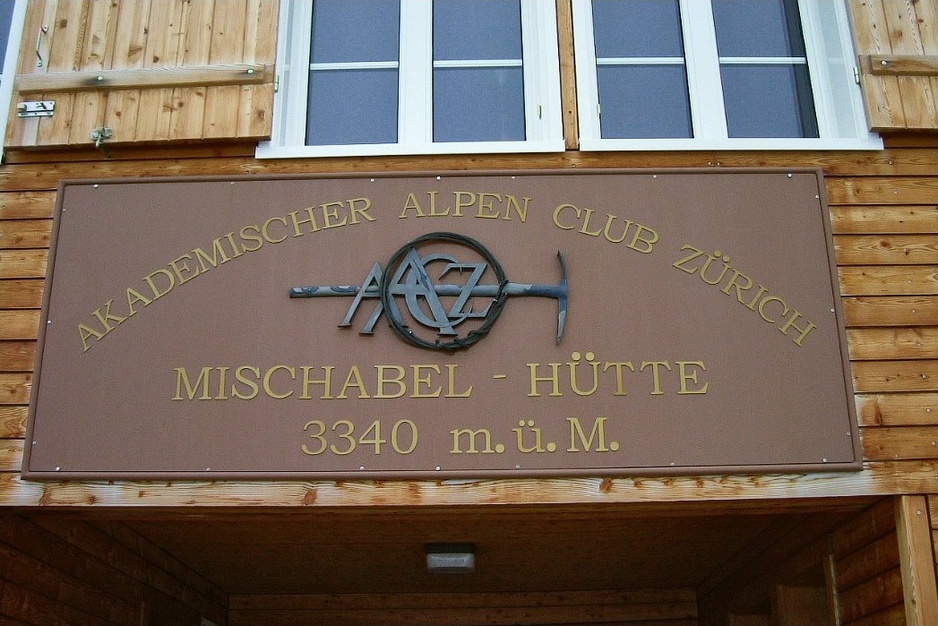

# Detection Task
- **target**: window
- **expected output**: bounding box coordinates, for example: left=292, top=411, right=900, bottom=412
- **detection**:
left=0, top=0, right=26, bottom=158
left=573, top=0, right=881, bottom=150
left=258, top=0, right=563, bottom=158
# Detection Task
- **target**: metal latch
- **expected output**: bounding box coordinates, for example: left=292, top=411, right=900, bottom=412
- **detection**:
left=17, top=100, right=55, bottom=118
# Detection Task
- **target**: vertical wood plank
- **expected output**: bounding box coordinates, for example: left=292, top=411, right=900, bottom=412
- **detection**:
left=849, top=0, right=908, bottom=129
left=135, top=0, right=186, bottom=141
left=880, top=0, right=938, bottom=129
left=895, top=495, right=938, bottom=626
left=68, top=0, right=116, bottom=145
left=103, top=0, right=150, bottom=143
left=556, top=0, right=578, bottom=150
left=237, top=0, right=278, bottom=138
left=203, top=0, right=248, bottom=139
left=169, top=0, right=214, bottom=140
left=35, top=0, right=86, bottom=146
left=10, top=0, right=58, bottom=147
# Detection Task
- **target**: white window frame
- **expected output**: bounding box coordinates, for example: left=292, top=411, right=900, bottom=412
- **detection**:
left=257, top=0, right=564, bottom=159
left=0, top=0, right=28, bottom=160
left=572, top=0, right=882, bottom=151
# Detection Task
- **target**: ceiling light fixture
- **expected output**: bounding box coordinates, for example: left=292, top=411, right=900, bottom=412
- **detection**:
left=426, top=543, right=476, bottom=574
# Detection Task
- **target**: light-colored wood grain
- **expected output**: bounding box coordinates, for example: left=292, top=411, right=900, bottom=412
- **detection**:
left=847, top=327, right=938, bottom=360
left=895, top=495, right=938, bottom=625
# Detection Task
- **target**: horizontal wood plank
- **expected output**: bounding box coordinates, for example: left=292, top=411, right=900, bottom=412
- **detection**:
left=0, top=250, right=46, bottom=279
left=852, top=360, right=938, bottom=393
left=0, top=341, right=36, bottom=372
left=834, top=530, right=900, bottom=592
left=0, top=439, right=23, bottom=472
left=861, top=426, right=938, bottom=461
left=866, top=55, right=938, bottom=77
left=829, top=205, right=938, bottom=235
left=0, top=279, right=44, bottom=308
left=0, top=311, right=40, bottom=340
left=0, top=219, right=52, bottom=249
left=842, top=296, right=938, bottom=327
left=837, top=566, right=904, bottom=625
left=0, top=406, right=26, bottom=438
left=15, top=63, right=275, bottom=95
left=827, top=178, right=938, bottom=205
left=857, top=393, right=938, bottom=426
left=832, top=498, right=896, bottom=560
left=838, top=266, right=938, bottom=296
left=0, top=373, right=31, bottom=405
left=847, top=327, right=938, bottom=360
left=0, top=150, right=936, bottom=192
left=1, top=461, right=935, bottom=507
left=0, top=191, right=56, bottom=220
left=834, top=234, right=938, bottom=265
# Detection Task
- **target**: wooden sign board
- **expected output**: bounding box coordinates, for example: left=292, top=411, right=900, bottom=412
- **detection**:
left=24, top=171, right=861, bottom=479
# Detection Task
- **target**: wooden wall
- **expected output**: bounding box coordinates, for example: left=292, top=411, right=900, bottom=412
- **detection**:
left=0, top=510, right=227, bottom=626
left=0, top=0, right=937, bottom=623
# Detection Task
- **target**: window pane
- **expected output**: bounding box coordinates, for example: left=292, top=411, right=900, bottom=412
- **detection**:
left=434, top=67, right=524, bottom=142
left=597, top=66, right=691, bottom=139
left=307, top=70, right=398, bottom=145
left=434, top=0, right=521, bottom=60
left=712, top=0, right=805, bottom=57
left=0, top=1, right=14, bottom=68
left=721, top=65, right=818, bottom=138
left=592, top=0, right=683, bottom=58
left=311, top=0, right=400, bottom=63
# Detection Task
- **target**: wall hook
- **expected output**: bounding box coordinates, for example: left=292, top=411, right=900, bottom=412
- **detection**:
left=90, top=127, right=112, bottom=157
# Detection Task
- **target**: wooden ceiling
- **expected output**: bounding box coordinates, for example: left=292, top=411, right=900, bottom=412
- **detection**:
left=111, top=501, right=867, bottom=596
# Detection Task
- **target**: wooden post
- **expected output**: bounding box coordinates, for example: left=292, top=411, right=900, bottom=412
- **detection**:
left=895, top=495, right=938, bottom=626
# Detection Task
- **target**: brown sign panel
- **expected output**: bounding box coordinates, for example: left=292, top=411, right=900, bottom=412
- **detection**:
left=24, top=171, right=860, bottom=479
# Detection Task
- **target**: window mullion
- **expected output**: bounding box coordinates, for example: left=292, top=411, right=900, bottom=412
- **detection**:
left=680, top=0, right=726, bottom=140
left=281, top=0, right=313, bottom=146
left=521, top=0, right=562, bottom=143
left=399, top=0, right=433, bottom=146
left=570, top=0, right=601, bottom=143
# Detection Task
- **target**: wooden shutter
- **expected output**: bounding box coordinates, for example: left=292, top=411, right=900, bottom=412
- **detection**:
left=7, top=0, right=278, bottom=149
left=849, top=0, right=938, bottom=132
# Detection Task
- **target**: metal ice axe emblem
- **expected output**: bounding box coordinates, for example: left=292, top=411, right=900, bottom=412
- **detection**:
left=290, top=232, right=568, bottom=351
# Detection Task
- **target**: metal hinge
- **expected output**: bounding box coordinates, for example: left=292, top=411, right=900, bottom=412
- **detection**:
left=17, top=100, right=55, bottom=118
left=853, top=66, right=861, bottom=85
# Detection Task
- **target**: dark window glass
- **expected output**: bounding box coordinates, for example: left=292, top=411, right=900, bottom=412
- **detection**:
left=311, top=0, right=399, bottom=63
left=434, top=67, right=524, bottom=142
left=433, top=0, right=524, bottom=142
left=592, top=0, right=684, bottom=58
left=307, top=69, right=398, bottom=145
left=712, top=0, right=806, bottom=57
left=597, top=65, right=691, bottom=139
left=434, top=0, right=522, bottom=60
left=308, top=0, right=400, bottom=145
left=713, top=0, right=818, bottom=138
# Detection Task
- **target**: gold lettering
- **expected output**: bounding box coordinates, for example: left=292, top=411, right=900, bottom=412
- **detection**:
left=337, top=365, right=371, bottom=399
left=173, top=366, right=213, bottom=400
left=453, top=191, right=474, bottom=217
left=321, top=202, right=347, bottom=229
left=263, top=365, right=295, bottom=399
left=412, top=364, right=442, bottom=398
left=125, top=287, right=152, bottom=316
left=778, top=310, right=817, bottom=347
left=143, top=268, right=175, bottom=300
left=289, top=207, right=321, bottom=235
left=92, top=299, right=126, bottom=333
left=527, top=362, right=562, bottom=397
left=552, top=203, right=577, bottom=230
left=231, top=366, right=260, bottom=400
left=262, top=216, right=289, bottom=243
left=677, top=361, right=709, bottom=395
left=400, top=192, right=427, bottom=218
left=239, top=225, right=264, bottom=252
left=476, top=192, right=501, bottom=219
left=348, top=197, right=375, bottom=223
left=445, top=364, right=472, bottom=398
left=504, top=195, right=529, bottom=222
left=169, top=253, right=199, bottom=285
left=639, top=361, right=672, bottom=395
left=567, top=417, right=610, bottom=452
left=375, top=365, right=406, bottom=399
left=78, top=323, right=105, bottom=352
left=300, top=366, right=334, bottom=399
left=450, top=428, right=498, bottom=454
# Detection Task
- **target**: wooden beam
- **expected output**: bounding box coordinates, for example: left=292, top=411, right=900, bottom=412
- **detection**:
left=14, top=63, right=274, bottom=95
left=895, top=495, right=938, bottom=626
left=865, top=56, right=938, bottom=77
